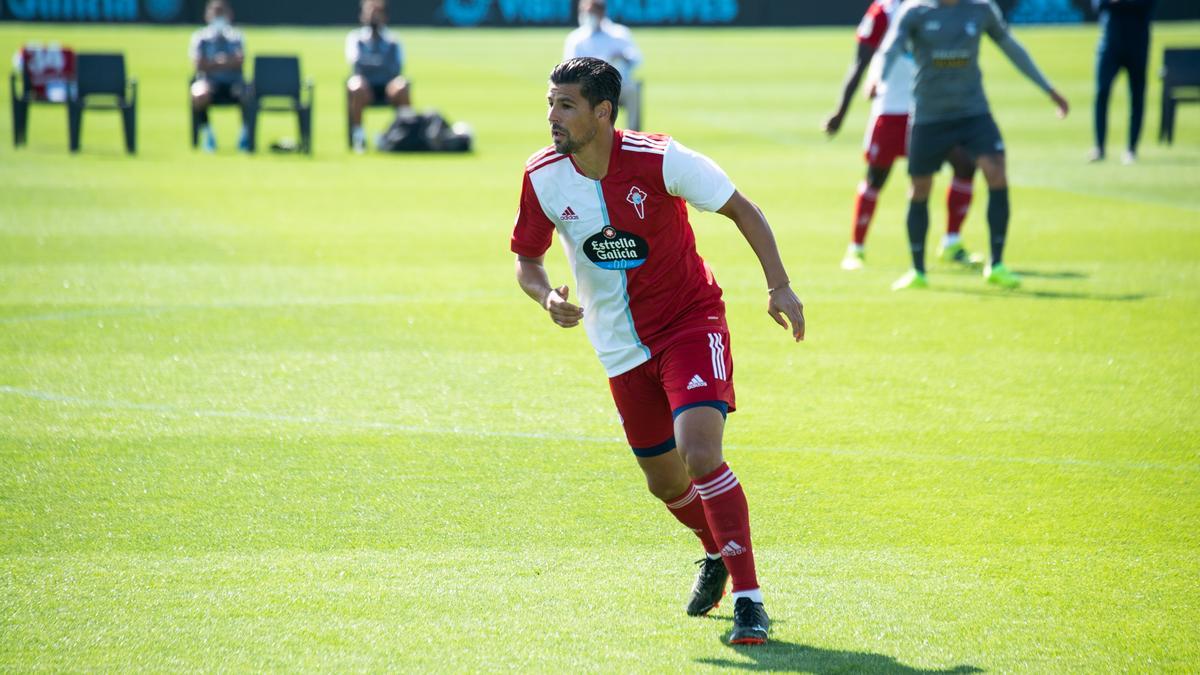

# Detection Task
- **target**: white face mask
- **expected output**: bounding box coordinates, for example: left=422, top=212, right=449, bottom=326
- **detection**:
left=579, top=12, right=600, bottom=30
left=210, top=15, right=229, bottom=30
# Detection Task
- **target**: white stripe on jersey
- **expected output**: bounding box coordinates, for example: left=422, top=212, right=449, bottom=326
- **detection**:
left=525, top=147, right=557, bottom=167
left=529, top=154, right=567, bottom=173
left=622, top=135, right=668, bottom=149
left=621, top=145, right=666, bottom=155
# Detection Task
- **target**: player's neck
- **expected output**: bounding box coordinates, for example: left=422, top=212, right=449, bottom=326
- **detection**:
left=573, top=126, right=615, bottom=180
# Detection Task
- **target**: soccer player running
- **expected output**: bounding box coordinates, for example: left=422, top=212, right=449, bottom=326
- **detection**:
left=511, top=58, right=805, bottom=645
left=825, top=0, right=981, bottom=272
left=873, top=0, right=1069, bottom=291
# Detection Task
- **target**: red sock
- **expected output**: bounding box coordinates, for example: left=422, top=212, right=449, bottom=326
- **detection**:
left=946, top=177, right=974, bottom=235
left=664, top=485, right=719, bottom=555
left=852, top=181, right=880, bottom=246
left=695, top=463, right=758, bottom=592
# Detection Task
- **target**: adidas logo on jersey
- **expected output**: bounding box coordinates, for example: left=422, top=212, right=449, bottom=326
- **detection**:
left=560, top=206, right=579, bottom=221
left=721, top=540, right=747, bottom=557
left=687, top=374, right=708, bottom=390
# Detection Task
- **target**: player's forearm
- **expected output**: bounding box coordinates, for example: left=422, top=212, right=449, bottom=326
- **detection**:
left=724, top=198, right=791, bottom=291
left=515, top=257, right=553, bottom=307
left=835, top=54, right=871, bottom=116
left=997, top=35, right=1054, bottom=94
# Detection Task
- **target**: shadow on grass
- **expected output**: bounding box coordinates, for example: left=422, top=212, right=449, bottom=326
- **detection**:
left=936, top=267, right=1089, bottom=281
left=929, top=286, right=1148, bottom=302
left=697, top=637, right=983, bottom=674
left=1009, top=269, right=1089, bottom=280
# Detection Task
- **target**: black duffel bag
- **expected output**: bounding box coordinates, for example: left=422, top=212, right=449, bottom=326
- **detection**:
left=377, top=109, right=472, bottom=153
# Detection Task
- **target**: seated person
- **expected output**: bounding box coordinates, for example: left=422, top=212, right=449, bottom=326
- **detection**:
left=189, top=0, right=247, bottom=152
left=346, top=0, right=411, bottom=153
left=563, top=0, right=643, bottom=130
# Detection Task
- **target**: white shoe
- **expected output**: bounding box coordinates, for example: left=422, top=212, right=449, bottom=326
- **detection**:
left=841, top=244, right=865, bottom=271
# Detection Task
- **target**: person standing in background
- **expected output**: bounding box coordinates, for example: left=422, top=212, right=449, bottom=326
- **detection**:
left=1090, top=0, right=1155, bottom=164
left=564, top=0, right=644, bottom=130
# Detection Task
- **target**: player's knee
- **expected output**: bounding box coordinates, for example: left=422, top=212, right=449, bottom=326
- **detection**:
left=979, top=158, right=1007, bottom=188
left=679, top=443, right=723, bottom=479
left=866, top=165, right=891, bottom=189
left=645, top=473, right=688, bottom=501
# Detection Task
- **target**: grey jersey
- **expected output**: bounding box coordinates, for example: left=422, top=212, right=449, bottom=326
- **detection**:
left=189, top=25, right=244, bottom=85
left=345, top=27, right=403, bottom=86
left=880, top=0, right=1050, bottom=124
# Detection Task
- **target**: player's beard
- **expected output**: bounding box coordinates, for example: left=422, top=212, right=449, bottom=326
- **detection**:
left=553, top=123, right=596, bottom=155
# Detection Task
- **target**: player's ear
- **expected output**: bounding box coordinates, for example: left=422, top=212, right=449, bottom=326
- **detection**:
left=596, top=100, right=612, bottom=124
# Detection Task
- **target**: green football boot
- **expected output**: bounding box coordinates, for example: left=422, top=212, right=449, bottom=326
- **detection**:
left=985, top=262, right=1021, bottom=289
left=938, top=241, right=984, bottom=268
left=891, top=269, right=929, bottom=291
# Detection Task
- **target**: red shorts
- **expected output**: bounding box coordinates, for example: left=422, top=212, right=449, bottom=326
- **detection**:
left=609, top=326, right=736, bottom=457
left=864, top=113, right=910, bottom=168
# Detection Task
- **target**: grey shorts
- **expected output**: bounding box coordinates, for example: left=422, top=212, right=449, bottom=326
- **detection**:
left=908, top=113, right=1004, bottom=176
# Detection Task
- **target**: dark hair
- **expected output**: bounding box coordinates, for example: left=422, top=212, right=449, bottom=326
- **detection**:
left=550, top=57, right=622, bottom=125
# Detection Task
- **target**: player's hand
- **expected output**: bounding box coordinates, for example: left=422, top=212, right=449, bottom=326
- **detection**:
left=823, top=111, right=845, bottom=136
left=544, top=285, right=584, bottom=328
left=865, top=79, right=880, bottom=100
left=768, top=284, right=805, bottom=342
left=1050, top=90, right=1069, bottom=119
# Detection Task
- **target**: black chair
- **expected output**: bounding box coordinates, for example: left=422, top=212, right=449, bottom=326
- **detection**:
left=189, top=76, right=247, bottom=148
left=10, top=46, right=75, bottom=148
left=67, top=53, right=136, bottom=154
left=244, top=55, right=313, bottom=154
left=1159, top=47, right=1200, bottom=145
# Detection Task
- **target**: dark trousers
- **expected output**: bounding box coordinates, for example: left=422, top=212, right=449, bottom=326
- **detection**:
left=1094, top=35, right=1150, bottom=154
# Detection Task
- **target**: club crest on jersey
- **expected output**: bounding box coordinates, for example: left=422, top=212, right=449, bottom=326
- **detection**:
left=626, top=186, right=648, bottom=219
left=584, top=226, right=649, bottom=270
left=925, top=20, right=941, bottom=31
left=965, top=21, right=978, bottom=36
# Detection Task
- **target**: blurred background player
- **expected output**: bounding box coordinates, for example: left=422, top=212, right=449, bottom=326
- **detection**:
left=824, top=0, right=981, bottom=272
left=189, top=0, right=247, bottom=152
left=875, top=0, right=1069, bottom=291
left=1090, top=0, right=1155, bottom=164
left=563, top=0, right=643, bottom=130
left=512, top=58, right=804, bottom=645
left=346, top=0, right=410, bottom=153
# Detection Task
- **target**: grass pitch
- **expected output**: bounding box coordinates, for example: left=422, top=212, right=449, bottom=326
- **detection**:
left=2, top=21, right=1199, bottom=672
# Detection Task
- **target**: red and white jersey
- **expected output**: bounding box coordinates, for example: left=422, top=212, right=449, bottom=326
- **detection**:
left=858, top=0, right=914, bottom=118
left=511, top=129, right=736, bottom=377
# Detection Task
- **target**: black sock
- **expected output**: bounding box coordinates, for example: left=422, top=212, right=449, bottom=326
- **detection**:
left=198, top=108, right=209, bottom=126
left=987, top=187, right=1010, bottom=266
left=907, top=200, right=930, bottom=274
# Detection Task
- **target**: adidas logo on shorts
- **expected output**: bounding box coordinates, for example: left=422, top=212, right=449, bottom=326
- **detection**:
left=687, top=374, right=708, bottom=390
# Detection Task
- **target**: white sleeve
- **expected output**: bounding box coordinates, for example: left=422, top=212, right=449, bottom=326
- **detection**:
left=563, top=30, right=580, bottom=60
left=345, top=31, right=359, bottom=65
left=663, top=139, right=736, bottom=213
left=620, top=32, right=642, bottom=71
